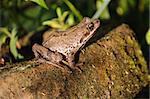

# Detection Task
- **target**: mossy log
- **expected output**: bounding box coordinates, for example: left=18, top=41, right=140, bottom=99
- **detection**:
left=0, top=24, right=148, bottom=99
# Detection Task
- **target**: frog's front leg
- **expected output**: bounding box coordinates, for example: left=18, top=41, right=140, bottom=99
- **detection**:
left=65, top=55, right=82, bottom=72
left=66, top=55, right=75, bottom=69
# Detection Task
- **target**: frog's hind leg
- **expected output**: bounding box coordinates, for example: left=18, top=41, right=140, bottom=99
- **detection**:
left=32, top=44, right=65, bottom=71
left=32, top=43, right=49, bottom=59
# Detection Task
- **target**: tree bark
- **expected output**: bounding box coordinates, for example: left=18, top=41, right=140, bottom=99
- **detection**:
left=0, top=24, right=148, bottom=99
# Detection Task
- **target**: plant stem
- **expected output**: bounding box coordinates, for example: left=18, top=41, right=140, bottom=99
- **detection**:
left=92, top=0, right=111, bottom=19
left=63, top=0, right=83, bottom=21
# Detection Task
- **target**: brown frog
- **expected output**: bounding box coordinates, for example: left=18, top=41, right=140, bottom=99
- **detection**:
left=32, top=17, right=100, bottom=70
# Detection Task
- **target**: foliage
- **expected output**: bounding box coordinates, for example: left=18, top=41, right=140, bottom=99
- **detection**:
left=146, top=29, right=150, bottom=45
left=63, top=0, right=83, bottom=21
left=9, top=28, right=24, bottom=59
left=0, top=27, right=24, bottom=59
left=0, top=0, right=149, bottom=61
left=28, top=0, right=48, bottom=9
left=43, top=7, right=75, bottom=30
left=93, top=0, right=111, bottom=19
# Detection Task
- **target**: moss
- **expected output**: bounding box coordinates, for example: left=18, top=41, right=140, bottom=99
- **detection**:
left=0, top=24, right=148, bottom=98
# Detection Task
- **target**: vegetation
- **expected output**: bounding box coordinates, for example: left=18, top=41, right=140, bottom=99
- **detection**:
left=0, top=0, right=149, bottom=62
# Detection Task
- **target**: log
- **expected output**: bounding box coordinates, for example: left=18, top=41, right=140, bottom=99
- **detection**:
left=0, top=24, right=148, bottom=99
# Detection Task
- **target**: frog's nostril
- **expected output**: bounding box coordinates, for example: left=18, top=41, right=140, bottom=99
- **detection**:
left=96, top=20, right=99, bottom=23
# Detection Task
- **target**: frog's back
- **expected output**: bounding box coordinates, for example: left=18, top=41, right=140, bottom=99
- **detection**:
left=42, top=30, right=82, bottom=56
left=42, top=17, right=100, bottom=56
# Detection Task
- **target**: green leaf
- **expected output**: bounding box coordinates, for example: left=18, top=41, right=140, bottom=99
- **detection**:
left=10, top=28, right=24, bottom=59
left=117, top=0, right=128, bottom=15
left=42, top=6, right=75, bottom=30
left=0, top=27, right=11, bottom=37
left=60, top=11, right=69, bottom=22
left=0, top=33, right=7, bottom=46
left=100, top=7, right=110, bottom=19
left=146, top=28, right=150, bottom=45
left=67, top=14, right=75, bottom=26
left=56, top=7, right=62, bottom=18
left=42, top=19, right=62, bottom=29
left=30, top=0, right=48, bottom=10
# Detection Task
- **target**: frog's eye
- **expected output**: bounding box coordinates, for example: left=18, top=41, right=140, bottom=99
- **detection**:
left=87, top=22, right=94, bottom=31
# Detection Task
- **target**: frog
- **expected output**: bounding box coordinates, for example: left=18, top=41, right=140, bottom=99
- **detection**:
left=32, top=17, right=100, bottom=70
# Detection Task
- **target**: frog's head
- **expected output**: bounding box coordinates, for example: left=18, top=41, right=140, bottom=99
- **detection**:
left=79, top=17, right=100, bottom=44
